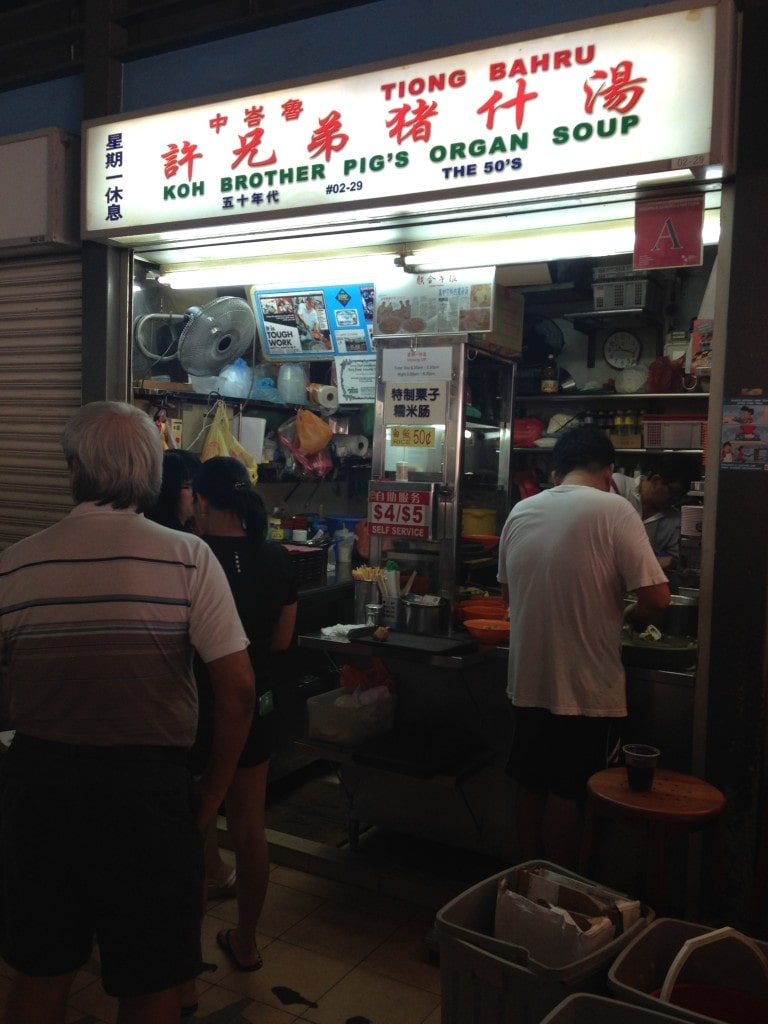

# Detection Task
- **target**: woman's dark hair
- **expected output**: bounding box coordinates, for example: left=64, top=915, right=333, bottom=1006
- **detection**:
left=194, top=456, right=267, bottom=541
left=146, top=449, right=201, bottom=530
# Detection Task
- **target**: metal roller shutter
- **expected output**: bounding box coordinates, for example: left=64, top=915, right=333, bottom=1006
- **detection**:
left=0, top=254, right=81, bottom=550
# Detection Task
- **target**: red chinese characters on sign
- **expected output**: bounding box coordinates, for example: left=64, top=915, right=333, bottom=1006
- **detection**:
left=161, top=141, right=203, bottom=181
left=308, top=110, right=349, bottom=160
left=282, top=99, right=303, bottom=121
left=367, top=487, right=433, bottom=540
left=386, top=98, right=438, bottom=144
left=583, top=60, right=646, bottom=114
left=477, top=80, right=539, bottom=131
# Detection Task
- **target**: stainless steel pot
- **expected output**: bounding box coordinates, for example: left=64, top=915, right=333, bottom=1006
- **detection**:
left=659, top=594, right=699, bottom=638
left=400, top=595, right=449, bottom=635
left=624, top=592, right=699, bottom=638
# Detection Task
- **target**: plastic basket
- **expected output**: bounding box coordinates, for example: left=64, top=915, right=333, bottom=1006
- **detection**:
left=285, top=544, right=327, bottom=587
left=593, top=278, right=663, bottom=312
left=608, top=919, right=768, bottom=1024
left=540, top=993, right=687, bottom=1024
left=642, top=416, right=707, bottom=450
left=436, top=861, right=654, bottom=1024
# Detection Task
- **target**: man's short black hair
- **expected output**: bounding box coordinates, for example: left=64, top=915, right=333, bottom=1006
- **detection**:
left=639, top=452, right=702, bottom=487
left=552, top=426, right=616, bottom=478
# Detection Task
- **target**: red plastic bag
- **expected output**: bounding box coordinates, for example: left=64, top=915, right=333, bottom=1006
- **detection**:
left=340, top=659, right=395, bottom=692
left=513, top=417, right=546, bottom=447
left=647, top=355, right=684, bottom=393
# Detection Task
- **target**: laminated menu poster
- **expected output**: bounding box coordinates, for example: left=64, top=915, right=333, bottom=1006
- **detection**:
left=689, top=319, right=713, bottom=376
left=720, top=397, right=768, bottom=470
left=250, top=284, right=374, bottom=359
left=372, top=267, right=524, bottom=359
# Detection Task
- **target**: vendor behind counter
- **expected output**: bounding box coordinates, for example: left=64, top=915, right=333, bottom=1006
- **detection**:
left=611, top=453, right=701, bottom=572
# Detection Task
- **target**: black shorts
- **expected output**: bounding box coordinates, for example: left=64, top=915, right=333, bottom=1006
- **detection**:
left=189, top=671, right=273, bottom=777
left=505, top=707, right=624, bottom=800
left=0, top=734, right=204, bottom=998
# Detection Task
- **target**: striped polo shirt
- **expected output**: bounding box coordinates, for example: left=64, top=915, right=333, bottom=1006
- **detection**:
left=0, top=502, right=249, bottom=748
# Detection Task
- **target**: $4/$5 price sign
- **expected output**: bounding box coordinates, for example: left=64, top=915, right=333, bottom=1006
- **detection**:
left=367, top=486, right=433, bottom=540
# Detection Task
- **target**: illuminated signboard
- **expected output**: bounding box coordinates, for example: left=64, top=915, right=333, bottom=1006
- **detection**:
left=82, top=6, right=722, bottom=240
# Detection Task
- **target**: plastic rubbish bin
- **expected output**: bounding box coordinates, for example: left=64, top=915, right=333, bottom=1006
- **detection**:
left=540, top=993, right=689, bottom=1024
left=608, top=919, right=768, bottom=1024
left=436, top=860, right=653, bottom=1024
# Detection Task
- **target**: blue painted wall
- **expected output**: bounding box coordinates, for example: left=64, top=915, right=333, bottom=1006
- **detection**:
left=0, top=77, right=83, bottom=137
left=0, top=0, right=678, bottom=137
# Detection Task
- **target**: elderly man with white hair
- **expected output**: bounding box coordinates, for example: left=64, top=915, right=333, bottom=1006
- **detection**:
left=0, top=401, right=255, bottom=1024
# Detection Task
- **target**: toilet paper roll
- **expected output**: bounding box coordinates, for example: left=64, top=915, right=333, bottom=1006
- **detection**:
left=334, top=434, right=369, bottom=458
left=308, top=383, right=338, bottom=409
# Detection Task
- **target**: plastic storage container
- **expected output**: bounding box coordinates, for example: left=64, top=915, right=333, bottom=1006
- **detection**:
left=277, top=362, right=308, bottom=405
left=436, top=860, right=654, bottom=1024
left=642, top=415, right=707, bottom=450
left=540, top=993, right=685, bottom=1024
left=306, top=687, right=397, bottom=746
left=462, top=507, right=497, bottom=534
left=325, top=513, right=364, bottom=536
left=608, top=919, right=768, bottom=1024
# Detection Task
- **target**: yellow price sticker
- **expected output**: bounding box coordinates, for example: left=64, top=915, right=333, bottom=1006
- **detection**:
left=389, top=426, right=437, bottom=448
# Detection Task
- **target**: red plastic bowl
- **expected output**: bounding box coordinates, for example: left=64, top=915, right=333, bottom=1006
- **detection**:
left=460, top=602, right=508, bottom=622
left=463, top=618, right=510, bottom=645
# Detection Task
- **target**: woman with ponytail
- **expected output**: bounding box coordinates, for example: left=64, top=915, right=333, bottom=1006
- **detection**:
left=191, top=456, right=298, bottom=973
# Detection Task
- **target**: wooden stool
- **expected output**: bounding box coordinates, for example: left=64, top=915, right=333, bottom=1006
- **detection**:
left=579, top=767, right=726, bottom=915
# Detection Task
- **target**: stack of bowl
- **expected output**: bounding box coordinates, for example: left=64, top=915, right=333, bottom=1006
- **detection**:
left=459, top=596, right=508, bottom=622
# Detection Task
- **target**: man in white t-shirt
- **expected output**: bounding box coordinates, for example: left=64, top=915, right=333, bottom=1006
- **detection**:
left=498, top=426, right=669, bottom=869
left=296, top=295, right=323, bottom=344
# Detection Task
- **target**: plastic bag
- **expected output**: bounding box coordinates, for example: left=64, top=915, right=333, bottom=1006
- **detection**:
left=202, top=402, right=259, bottom=483
left=296, top=407, right=333, bottom=454
left=277, top=416, right=333, bottom=479
left=513, top=417, right=546, bottom=447
left=648, top=355, right=684, bottom=393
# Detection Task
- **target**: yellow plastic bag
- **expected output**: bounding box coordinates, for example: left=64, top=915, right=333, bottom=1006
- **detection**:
left=296, top=407, right=333, bottom=454
left=202, top=402, right=259, bottom=483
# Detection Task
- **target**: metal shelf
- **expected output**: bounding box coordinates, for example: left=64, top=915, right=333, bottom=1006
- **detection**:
left=519, top=392, right=707, bottom=402
left=514, top=446, right=704, bottom=455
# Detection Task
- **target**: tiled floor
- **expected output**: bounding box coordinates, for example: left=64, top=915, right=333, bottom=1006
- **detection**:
left=0, top=843, right=445, bottom=1024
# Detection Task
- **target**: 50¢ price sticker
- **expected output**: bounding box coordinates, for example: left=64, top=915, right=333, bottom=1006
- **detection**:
left=389, top=426, right=436, bottom=448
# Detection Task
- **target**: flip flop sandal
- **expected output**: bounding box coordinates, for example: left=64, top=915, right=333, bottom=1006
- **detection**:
left=216, top=928, right=263, bottom=972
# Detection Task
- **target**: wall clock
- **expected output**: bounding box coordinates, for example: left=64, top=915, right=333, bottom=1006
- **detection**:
left=603, top=330, right=641, bottom=369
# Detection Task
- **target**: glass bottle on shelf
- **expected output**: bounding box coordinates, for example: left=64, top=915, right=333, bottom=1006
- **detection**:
left=540, top=353, right=559, bottom=394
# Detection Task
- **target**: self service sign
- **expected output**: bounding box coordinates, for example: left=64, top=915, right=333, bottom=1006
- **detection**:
left=368, top=483, right=435, bottom=540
